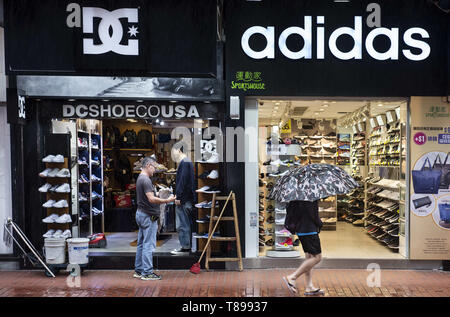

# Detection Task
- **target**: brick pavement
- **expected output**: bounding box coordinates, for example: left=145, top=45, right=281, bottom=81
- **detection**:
left=0, top=269, right=449, bottom=297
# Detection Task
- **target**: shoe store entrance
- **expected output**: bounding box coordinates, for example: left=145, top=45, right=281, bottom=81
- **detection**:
left=46, top=114, right=215, bottom=258
left=254, top=98, right=409, bottom=259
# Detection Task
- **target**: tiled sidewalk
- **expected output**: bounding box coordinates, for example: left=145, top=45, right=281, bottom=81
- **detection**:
left=0, top=269, right=449, bottom=297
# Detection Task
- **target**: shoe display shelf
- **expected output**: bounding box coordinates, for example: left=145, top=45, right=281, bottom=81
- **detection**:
left=195, top=160, right=221, bottom=253
left=319, top=196, right=337, bottom=230
left=265, top=136, right=301, bottom=257
left=337, top=133, right=351, bottom=166
left=77, top=119, right=105, bottom=238
left=368, top=120, right=401, bottom=168
left=40, top=134, right=73, bottom=241
left=292, top=132, right=337, bottom=165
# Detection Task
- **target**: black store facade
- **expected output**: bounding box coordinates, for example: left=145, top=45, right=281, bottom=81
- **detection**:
left=4, top=0, right=450, bottom=271
left=224, top=0, right=450, bottom=264
left=4, top=0, right=236, bottom=269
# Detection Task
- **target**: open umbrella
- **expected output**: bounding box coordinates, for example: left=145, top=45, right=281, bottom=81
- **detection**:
left=267, top=164, right=358, bottom=202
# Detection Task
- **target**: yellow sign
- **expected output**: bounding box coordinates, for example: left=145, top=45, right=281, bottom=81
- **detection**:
left=281, top=119, right=291, bottom=134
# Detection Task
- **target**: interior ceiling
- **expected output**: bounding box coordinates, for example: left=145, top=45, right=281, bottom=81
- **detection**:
left=258, top=99, right=405, bottom=125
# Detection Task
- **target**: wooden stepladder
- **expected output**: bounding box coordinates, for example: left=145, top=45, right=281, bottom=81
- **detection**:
left=205, top=192, right=243, bottom=271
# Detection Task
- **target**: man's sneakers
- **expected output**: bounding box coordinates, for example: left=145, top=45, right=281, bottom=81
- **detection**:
left=43, top=229, right=71, bottom=239
left=39, top=168, right=70, bottom=178
left=140, top=272, right=162, bottom=281
left=207, top=170, right=219, bottom=179
left=38, top=183, right=52, bottom=193
left=42, top=199, right=68, bottom=208
left=170, top=248, right=191, bottom=255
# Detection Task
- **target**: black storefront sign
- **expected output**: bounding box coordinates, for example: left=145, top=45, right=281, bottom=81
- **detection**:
left=225, top=0, right=448, bottom=97
left=6, top=88, right=27, bottom=125
left=39, top=100, right=221, bottom=120
left=4, top=0, right=217, bottom=77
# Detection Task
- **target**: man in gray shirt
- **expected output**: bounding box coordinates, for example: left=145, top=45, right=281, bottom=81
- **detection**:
left=134, top=156, right=175, bottom=281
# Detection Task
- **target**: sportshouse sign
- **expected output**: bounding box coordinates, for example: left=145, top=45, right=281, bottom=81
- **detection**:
left=39, top=101, right=221, bottom=120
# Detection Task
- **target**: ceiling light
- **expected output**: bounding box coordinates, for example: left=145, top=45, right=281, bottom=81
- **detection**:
left=156, top=119, right=160, bottom=123
left=378, top=103, right=383, bottom=107
left=274, top=106, right=279, bottom=110
left=275, top=102, right=280, bottom=106
left=322, top=104, right=329, bottom=107
left=160, top=121, right=165, bottom=126
left=314, top=112, right=320, bottom=115
left=319, top=109, right=325, bottom=112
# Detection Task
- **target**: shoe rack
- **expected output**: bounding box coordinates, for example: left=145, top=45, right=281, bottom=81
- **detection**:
left=76, top=119, right=105, bottom=238
left=363, top=108, right=403, bottom=251
left=40, top=133, right=72, bottom=240
left=195, top=161, right=221, bottom=252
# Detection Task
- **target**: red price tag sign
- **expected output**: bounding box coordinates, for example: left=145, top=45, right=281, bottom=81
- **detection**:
left=414, top=132, right=426, bottom=145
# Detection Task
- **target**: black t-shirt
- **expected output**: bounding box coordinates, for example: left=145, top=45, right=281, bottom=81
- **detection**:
left=136, top=174, right=160, bottom=216
left=284, top=200, right=323, bottom=234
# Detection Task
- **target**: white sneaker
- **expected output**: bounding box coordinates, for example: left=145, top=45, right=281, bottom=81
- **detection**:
left=39, top=168, right=53, bottom=177
left=55, top=214, right=72, bottom=223
left=53, top=230, right=63, bottom=238
left=42, top=214, right=59, bottom=223
left=61, top=229, right=72, bottom=239
left=53, top=199, right=68, bottom=208
left=42, top=200, right=56, bottom=208
left=53, top=154, right=65, bottom=163
left=92, top=207, right=103, bottom=215
left=38, top=183, right=52, bottom=193
left=47, top=168, right=60, bottom=177
left=205, top=153, right=219, bottom=163
left=43, top=229, right=55, bottom=238
left=196, top=186, right=210, bottom=193
left=207, top=170, right=219, bottom=179
left=55, top=183, right=70, bottom=193
left=42, top=155, right=55, bottom=163
left=270, top=159, right=282, bottom=166
left=56, top=168, right=70, bottom=178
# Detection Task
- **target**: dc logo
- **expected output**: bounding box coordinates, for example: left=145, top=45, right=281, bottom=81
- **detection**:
left=18, top=95, right=26, bottom=119
left=66, top=4, right=139, bottom=56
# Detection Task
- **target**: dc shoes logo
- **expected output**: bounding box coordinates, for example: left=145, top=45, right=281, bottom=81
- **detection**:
left=18, top=95, right=26, bottom=119
left=66, top=3, right=139, bottom=56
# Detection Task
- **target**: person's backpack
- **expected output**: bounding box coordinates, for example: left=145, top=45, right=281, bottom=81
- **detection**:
left=137, top=129, right=153, bottom=148
left=122, top=129, right=137, bottom=148
left=115, top=153, right=132, bottom=188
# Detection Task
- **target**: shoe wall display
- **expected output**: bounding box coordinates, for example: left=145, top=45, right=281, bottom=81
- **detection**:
left=76, top=119, right=105, bottom=238
left=363, top=108, right=404, bottom=252
left=195, top=139, right=221, bottom=253
left=40, top=134, right=73, bottom=242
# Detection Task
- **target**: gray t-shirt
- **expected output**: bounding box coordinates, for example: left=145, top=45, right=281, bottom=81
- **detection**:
left=136, top=174, right=160, bottom=216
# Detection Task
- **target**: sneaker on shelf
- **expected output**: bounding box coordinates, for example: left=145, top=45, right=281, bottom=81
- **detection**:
left=79, top=192, right=88, bottom=201
left=47, top=168, right=60, bottom=178
left=91, top=175, right=101, bottom=182
left=53, top=199, right=69, bottom=208
left=270, top=159, right=282, bottom=166
left=55, top=214, right=72, bottom=223
left=42, top=200, right=56, bottom=208
left=43, top=229, right=55, bottom=238
left=55, top=183, right=71, bottom=193
left=204, top=186, right=221, bottom=194
left=92, top=207, right=103, bottom=215
left=56, top=168, right=70, bottom=178
left=198, top=171, right=210, bottom=179
left=207, top=170, right=219, bottom=179
left=78, top=157, right=88, bottom=165
left=205, top=153, right=219, bottom=163
left=91, top=159, right=100, bottom=166
left=92, top=191, right=103, bottom=199
left=38, top=183, right=52, bottom=193
left=42, top=155, right=56, bottom=163
left=276, top=237, right=293, bottom=248
left=196, top=186, right=210, bottom=193
left=275, top=228, right=291, bottom=236
left=39, top=168, right=53, bottom=177
left=52, top=155, right=65, bottom=163
left=61, top=229, right=72, bottom=239
left=53, top=230, right=63, bottom=238
left=195, top=201, right=208, bottom=208
left=42, top=214, right=59, bottom=223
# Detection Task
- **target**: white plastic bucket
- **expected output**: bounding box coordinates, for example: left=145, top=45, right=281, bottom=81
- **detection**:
left=44, top=238, right=66, bottom=264
left=67, top=238, right=89, bottom=264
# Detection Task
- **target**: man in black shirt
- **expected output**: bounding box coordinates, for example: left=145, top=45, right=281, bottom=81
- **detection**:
left=134, top=156, right=175, bottom=281
left=171, top=144, right=195, bottom=255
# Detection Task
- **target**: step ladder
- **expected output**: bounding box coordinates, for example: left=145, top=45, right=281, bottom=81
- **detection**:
left=205, top=192, right=243, bottom=271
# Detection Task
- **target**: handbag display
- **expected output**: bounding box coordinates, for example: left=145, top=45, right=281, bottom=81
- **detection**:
left=438, top=203, right=450, bottom=223
left=433, top=153, right=450, bottom=189
left=412, top=157, right=442, bottom=194
left=412, top=196, right=432, bottom=209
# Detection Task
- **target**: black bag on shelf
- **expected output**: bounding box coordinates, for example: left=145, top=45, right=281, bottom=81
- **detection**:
left=115, top=153, right=132, bottom=187
left=137, top=129, right=153, bottom=148
left=122, top=129, right=137, bottom=148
